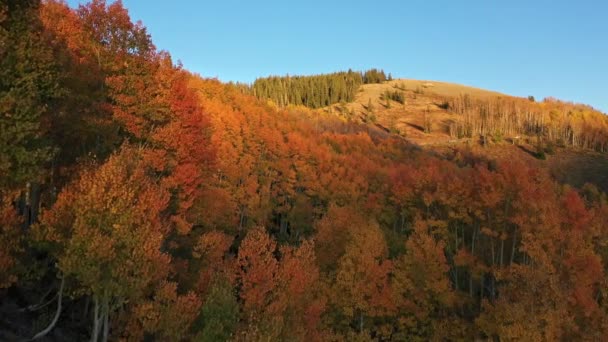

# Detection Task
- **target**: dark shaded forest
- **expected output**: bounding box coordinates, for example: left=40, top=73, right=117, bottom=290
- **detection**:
left=1, top=1, right=608, bottom=341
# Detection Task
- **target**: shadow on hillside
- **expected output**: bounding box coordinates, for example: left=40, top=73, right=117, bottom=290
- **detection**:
left=405, top=122, right=425, bottom=132
left=433, top=101, right=450, bottom=110
left=516, top=145, right=539, bottom=158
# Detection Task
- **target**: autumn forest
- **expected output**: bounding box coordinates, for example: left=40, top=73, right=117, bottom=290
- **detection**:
left=2, top=1, right=608, bottom=341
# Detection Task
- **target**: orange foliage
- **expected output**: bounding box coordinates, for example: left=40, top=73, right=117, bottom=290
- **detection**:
left=4, top=2, right=607, bottom=340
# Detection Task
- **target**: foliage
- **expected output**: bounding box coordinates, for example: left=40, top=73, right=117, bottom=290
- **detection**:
left=0, top=0, right=59, bottom=189
left=1, top=2, right=607, bottom=341
left=193, top=277, right=239, bottom=342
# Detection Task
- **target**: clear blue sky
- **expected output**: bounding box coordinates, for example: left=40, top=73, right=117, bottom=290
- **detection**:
left=67, top=0, right=607, bottom=113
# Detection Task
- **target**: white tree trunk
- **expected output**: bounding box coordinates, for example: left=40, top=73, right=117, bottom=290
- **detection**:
left=31, top=276, right=64, bottom=340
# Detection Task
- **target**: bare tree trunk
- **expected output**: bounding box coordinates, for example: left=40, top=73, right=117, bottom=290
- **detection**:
left=238, top=207, right=246, bottom=231
left=479, top=275, right=484, bottom=309
left=453, top=224, right=459, bottom=291
left=102, top=296, right=110, bottom=342
left=510, top=230, right=517, bottom=265
left=84, top=296, right=90, bottom=321
left=359, top=311, right=364, bottom=333
left=500, top=238, right=505, bottom=267
left=31, top=276, right=64, bottom=340
left=91, top=296, right=100, bottom=342
left=469, top=227, right=477, bottom=298
left=491, top=239, right=495, bottom=267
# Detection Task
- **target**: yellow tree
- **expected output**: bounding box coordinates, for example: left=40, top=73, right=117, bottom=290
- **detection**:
left=332, top=213, right=395, bottom=338
left=35, top=147, right=173, bottom=342
left=392, top=219, right=456, bottom=340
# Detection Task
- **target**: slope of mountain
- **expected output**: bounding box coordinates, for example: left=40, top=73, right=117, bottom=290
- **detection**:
left=320, top=78, right=608, bottom=192
left=2, top=1, right=608, bottom=341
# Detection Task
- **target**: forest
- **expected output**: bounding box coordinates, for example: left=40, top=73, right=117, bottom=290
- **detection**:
left=250, top=69, right=388, bottom=109
left=444, top=94, right=608, bottom=154
left=1, top=0, right=608, bottom=341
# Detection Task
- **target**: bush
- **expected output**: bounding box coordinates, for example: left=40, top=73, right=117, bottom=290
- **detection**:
left=544, top=142, right=556, bottom=155
left=368, top=113, right=377, bottom=123
left=535, top=150, right=546, bottom=160
left=383, top=90, right=405, bottom=104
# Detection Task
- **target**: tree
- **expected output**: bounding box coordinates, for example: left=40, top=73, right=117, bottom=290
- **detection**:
left=363, top=69, right=387, bottom=84
left=35, top=147, right=171, bottom=342
left=236, top=227, right=279, bottom=320
left=191, top=230, right=234, bottom=294
left=393, top=219, right=456, bottom=340
left=149, top=67, right=214, bottom=234
left=333, top=217, right=394, bottom=337
left=314, top=205, right=362, bottom=272
left=236, top=227, right=323, bottom=340
left=251, top=71, right=364, bottom=109
left=125, top=281, right=202, bottom=341
left=0, top=0, right=61, bottom=299
left=0, top=0, right=59, bottom=190
left=0, top=192, right=22, bottom=288
left=193, top=277, right=240, bottom=342
left=39, top=0, right=121, bottom=168
left=385, top=91, right=392, bottom=109
left=77, top=0, right=154, bottom=69
left=277, top=240, right=324, bottom=340
left=366, top=98, right=376, bottom=123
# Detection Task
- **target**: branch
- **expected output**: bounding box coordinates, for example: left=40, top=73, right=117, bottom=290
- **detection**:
left=18, top=284, right=56, bottom=312
left=30, top=275, right=64, bottom=341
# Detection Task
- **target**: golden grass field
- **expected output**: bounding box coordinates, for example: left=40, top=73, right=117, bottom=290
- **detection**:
left=327, top=79, right=511, bottom=145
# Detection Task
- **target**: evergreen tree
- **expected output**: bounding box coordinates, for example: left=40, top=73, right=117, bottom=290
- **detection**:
left=363, top=69, right=387, bottom=84
left=251, top=69, right=390, bottom=109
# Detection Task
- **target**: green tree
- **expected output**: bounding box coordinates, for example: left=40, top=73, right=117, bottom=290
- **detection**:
left=193, top=277, right=239, bottom=342
left=0, top=0, right=59, bottom=190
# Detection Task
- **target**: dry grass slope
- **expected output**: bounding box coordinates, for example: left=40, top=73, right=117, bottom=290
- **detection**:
left=325, top=78, right=513, bottom=146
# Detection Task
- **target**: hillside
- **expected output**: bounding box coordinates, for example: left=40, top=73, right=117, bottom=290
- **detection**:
left=2, top=1, right=608, bottom=341
left=328, top=79, right=507, bottom=145
left=327, top=78, right=603, bottom=144
left=322, top=78, right=608, bottom=192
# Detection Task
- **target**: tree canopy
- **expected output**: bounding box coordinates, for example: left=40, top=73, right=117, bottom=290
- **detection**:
left=0, top=1, right=607, bottom=341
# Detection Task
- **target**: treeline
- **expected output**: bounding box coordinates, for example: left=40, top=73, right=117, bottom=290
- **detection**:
left=251, top=68, right=389, bottom=108
left=2, top=1, right=608, bottom=341
left=446, top=94, right=608, bottom=152
left=363, top=68, right=390, bottom=84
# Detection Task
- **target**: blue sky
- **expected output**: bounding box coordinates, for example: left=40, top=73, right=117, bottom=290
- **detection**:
left=67, top=0, right=607, bottom=113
